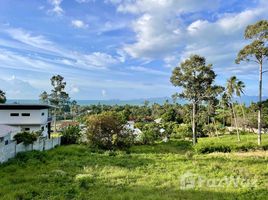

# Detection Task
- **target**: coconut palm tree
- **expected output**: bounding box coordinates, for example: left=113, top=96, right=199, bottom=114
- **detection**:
left=0, top=90, right=6, bottom=103
left=226, top=76, right=245, bottom=142
left=235, top=80, right=246, bottom=130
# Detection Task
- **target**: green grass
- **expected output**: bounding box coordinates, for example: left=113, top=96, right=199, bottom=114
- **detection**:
left=0, top=136, right=267, bottom=200
left=195, top=134, right=268, bottom=153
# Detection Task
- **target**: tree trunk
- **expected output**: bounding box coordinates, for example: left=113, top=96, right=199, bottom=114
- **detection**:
left=258, top=63, right=263, bottom=145
left=239, top=99, right=247, bottom=131
left=231, top=103, right=240, bottom=142
left=54, top=108, right=57, bottom=132
left=192, top=103, right=197, bottom=145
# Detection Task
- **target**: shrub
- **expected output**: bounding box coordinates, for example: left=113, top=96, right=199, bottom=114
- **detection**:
left=195, top=144, right=231, bottom=154
left=172, top=123, right=192, bottom=139
left=13, top=131, right=38, bottom=145
left=137, top=122, right=160, bottom=144
left=86, top=112, right=134, bottom=150
left=61, top=125, right=81, bottom=145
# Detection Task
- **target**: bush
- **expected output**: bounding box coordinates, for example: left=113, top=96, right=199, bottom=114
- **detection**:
left=195, top=144, right=231, bottom=154
left=13, top=131, right=38, bottom=145
left=86, top=112, right=134, bottom=150
left=136, top=122, right=161, bottom=144
left=172, top=123, right=192, bottom=139
left=61, top=125, right=81, bottom=145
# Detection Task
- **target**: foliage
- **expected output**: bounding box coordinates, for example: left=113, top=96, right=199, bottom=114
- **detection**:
left=195, top=134, right=268, bottom=153
left=61, top=125, right=81, bottom=145
left=236, top=20, right=268, bottom=145
left=135, top=122, right=161, bottom=144
left=171, top=123, right=192, bottom=139
left=0, top=89, right=6, bottom=104
left=86, top=112, right=134, bottom=150
left=170, top=55, right=224, bottom=144
left=39, top=75, right=77, bottom=121
left=13, top=131, right=39, bottom=145
left=0, top=137, right=268, bottom=199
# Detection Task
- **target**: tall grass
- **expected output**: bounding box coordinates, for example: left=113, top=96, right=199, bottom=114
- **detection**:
left=0, top=136, right=267, bottom=199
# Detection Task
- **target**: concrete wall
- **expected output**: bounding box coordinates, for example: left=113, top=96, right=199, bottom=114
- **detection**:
left=0, top=109, right=48, bottom=125
left=0, top=137, right=61, bottom=163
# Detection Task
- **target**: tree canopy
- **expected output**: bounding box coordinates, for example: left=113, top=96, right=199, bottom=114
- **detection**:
left=0, top=90, right=7, bottom=104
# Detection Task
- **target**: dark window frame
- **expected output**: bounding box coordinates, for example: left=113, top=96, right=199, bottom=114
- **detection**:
left=10, top=113, right=19, bottom=117
left=23, top=128, right=30, bottom=131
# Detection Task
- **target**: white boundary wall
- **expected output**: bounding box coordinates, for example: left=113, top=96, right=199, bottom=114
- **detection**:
left=0, top=137, right=61, bottom=163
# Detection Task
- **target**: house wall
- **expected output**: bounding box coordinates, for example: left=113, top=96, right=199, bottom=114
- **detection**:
left=0, top=109, right=48, bottom=125
left=0, top=137, right=61, bottom=163
left=0, top=133, right=11, bottom=147
left=0, top=109, right=49, bottom=137
left=19, top=125, right=48, bottom=136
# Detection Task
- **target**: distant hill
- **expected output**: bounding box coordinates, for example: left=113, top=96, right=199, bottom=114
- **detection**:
left=7, top=96, right=267, bottom=106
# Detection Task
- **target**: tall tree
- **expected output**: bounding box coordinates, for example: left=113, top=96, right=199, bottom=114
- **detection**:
left=235, top=80, right=247, bottom=130
left=236, top=20, right=268, bottom=145
left=226, top=76, right=245, bottom=141
left=0, top=90, right=7, bottom=104
left=39, top=75, right=70, bottom=131
left=49, top=75, right=70, bottom=117
left=39, top=91, right=49, bottom=104
left=70, top=100, right=79, bottom=120
left=170, top=55, right=223, bottom=145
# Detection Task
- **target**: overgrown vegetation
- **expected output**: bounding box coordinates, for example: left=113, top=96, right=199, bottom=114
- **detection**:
left=13, top=131, right=40, bottom=145
left=61, top=125, right=81, bottom=145
left=195, top=134, right=268, bottom=153
left=0, top=135, right=267, bottom=200
left=86, top=112, right=134, bottom=150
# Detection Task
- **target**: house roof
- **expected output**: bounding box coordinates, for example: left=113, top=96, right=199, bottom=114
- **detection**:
left=0, top=124, right=19, bottom=137
left=0, top=104, right=54, bottom=110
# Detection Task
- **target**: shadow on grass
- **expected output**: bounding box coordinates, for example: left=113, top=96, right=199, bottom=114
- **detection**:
left=130, top=140, right=193, bottom=154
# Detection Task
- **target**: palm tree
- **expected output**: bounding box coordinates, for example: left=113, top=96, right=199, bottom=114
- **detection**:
left=0, top=90, right=6, bottom=104
left=226, top=76, right=245, bottom=142
left=235, top=80, right=246, bottom=130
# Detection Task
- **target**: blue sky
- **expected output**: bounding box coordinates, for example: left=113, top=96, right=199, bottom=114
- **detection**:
left=0, top=0, right=267, bottom=100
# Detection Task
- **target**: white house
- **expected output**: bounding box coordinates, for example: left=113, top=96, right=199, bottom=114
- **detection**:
left=0, top=104, right=53, bottom=139
left=0, top=124, right=19, bottom=146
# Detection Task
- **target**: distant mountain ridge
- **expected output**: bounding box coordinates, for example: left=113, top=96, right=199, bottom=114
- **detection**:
left=6, top=96, right=268, bottom=106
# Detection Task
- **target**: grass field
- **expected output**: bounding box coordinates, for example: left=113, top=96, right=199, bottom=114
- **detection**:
left=0, top=134, right=267, bottom=200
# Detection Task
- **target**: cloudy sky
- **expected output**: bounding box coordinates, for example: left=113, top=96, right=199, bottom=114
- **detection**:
left=0, top=0, right=267, bottom=100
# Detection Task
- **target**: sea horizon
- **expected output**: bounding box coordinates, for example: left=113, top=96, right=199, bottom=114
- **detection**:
left=6, top=95, right=267, bottom=106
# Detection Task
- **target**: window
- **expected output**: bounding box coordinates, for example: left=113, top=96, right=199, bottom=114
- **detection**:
left=23, top=128, right=30, bottom=131
left=41, top=126, right=44, bottom=131
left=22, top=113, right=30, bottom=117
left=10, top=113, right=19, bottom=117
left=5, top=140, right=8, bottom=145
left=41, top=112, right=45, bottom=116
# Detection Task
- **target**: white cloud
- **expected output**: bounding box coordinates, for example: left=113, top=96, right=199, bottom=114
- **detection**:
left=0, top=27, right=122, bottom=70
left=129, top=66, right=169, bottom=76
left=110, top=0, right=268, bottom=76
left=81, top=52, right=119, bottom=68
left=71, top=20, right=88, bottom=29
left=70, top=85, right=80, bottom=94
left=76, top=0, right=95, bottom=3
left=101, top=89, right=107, bottom=97
left=48, top=0, right=64, bottom=15
left=181, top=3, right=268, bottom=73
left=123, top=13, right=182, bottom=59
left=0, top=77, right=39, bottom=99
left=109, top=0, right=220, bottom=60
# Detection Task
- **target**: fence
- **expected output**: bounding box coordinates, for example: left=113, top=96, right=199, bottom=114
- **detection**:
left=0, top=137, right=61, bottom=163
